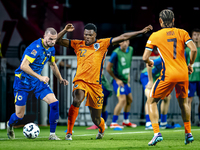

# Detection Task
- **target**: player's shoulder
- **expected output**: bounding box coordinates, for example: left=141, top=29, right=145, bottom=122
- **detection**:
left=97, top=38, right=112, bottom=44
left=71, top=39, right=84, bottom=44
left=28, top=39, right=42, bottom=48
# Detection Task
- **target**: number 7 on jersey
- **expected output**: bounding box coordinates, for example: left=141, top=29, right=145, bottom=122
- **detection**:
left=167, top=38, right=177, bottom=59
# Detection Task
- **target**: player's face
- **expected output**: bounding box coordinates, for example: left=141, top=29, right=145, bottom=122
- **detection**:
left=44, top=33, right=57, bottom=47
left=192, top=32, right=200, bottom=43
left=84, top=29, right=96, bottom=46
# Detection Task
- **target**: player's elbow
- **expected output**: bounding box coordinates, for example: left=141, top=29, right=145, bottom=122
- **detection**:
left=20, top=63, right=27, bottom=71
left=142, top=55, right=148, bottom=63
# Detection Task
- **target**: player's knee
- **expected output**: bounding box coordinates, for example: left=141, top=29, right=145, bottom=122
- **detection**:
left=92, top=116, right=101, bottom=126
left=16, top=112, right=24, bottom=119
left=127, top=98, right=133, bottom=105
left=73, top=99, right=82, bottom=107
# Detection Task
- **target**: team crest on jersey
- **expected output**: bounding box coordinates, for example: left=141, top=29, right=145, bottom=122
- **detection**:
left=94, top=43, right=100, bottom=51
left=31, top=49, right=37, bottom=56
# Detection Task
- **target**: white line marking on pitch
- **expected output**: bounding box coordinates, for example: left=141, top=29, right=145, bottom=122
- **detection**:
left=1, top=129, right=200, bottom=140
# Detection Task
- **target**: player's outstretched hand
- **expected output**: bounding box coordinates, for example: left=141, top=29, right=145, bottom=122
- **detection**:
left=60, top=79, right=69, bottom=86
left=188, top=64, right=193, bottom=75
left=64, top=24, right=75, bottom=32
left=142, top=25, right=153, bottom=34
left=116, top=79, right=124, bottom=87
left=40, top=76, right=49, bottom=83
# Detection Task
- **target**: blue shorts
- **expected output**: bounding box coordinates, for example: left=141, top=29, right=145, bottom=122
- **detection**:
left=14, top=78, right=53, bottom=106
left=112, top=79, right=131, bottom=96
left=188, top=81, right=200, bottom=97
left=140, top=73, right=148, bottom=91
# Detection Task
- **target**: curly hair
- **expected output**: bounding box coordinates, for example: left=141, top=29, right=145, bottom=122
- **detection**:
left=159, top=9, right=174, bottom=28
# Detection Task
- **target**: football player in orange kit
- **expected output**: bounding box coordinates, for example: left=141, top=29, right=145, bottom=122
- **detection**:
left=56, top=23, right=152, bottom=140
left=143, top=9, right=197, bottom=146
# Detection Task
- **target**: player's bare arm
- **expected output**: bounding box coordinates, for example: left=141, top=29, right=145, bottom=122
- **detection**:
left=112, top=25, right=153, bottom=45
left=187, top=40, right=197, bottom=74
left=142, top=49, right=154, bottom=67
left=48, top=61, right=69, bottom=86
left=56, top=23, right=75, bottom=47
left=106, top=62, right=124, bottom=87
left=20, top=57, right=49, bottom=83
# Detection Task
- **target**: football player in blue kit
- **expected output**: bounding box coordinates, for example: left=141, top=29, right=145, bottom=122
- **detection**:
left=7, top=28, right=69, bottom=140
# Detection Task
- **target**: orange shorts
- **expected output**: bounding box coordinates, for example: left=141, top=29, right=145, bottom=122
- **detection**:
left=150, top=79, right=188, bottom=99
left=73, top=80, right=104, bottom=109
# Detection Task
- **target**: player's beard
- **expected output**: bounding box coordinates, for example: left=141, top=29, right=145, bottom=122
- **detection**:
left=46, top=41, right=53, bottom=47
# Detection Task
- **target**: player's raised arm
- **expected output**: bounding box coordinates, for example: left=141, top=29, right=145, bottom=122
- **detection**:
left=56, top=23, right=75, bottom=47
left=111, top=25, right=153, bottom=45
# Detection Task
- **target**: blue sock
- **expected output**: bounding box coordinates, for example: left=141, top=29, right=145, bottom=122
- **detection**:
left=112, top=115, right=118, bottom=123
left=8, top=113, right=23, bottom=127
left=49, top=101, right=59, bottom=133
left=161, top=114, right=167, bottom=123
left=145, top=114, right=151, bottom=122
left=101, top=111, right=108, bottom=122
left=123, top=112, right=130, bottom=120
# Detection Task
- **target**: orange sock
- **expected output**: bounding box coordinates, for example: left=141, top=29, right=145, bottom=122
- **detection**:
left=67, top=105, right=79, bottom=135
left=184, top=122, right=191, bottom=134
left=152, top=123, right=160, bottom=134
left=98, top=118, right=105, bottom=133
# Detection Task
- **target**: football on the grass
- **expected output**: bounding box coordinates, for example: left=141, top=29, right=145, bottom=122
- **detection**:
left=23, top=123, right=40, bottom=139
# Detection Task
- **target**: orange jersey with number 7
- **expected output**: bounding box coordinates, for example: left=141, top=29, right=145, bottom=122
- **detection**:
left=145, top=28, right=192, bottom=82
left=70, top=38, right=112, bottom=84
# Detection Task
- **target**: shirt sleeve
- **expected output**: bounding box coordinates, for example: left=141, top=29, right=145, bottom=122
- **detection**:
left=70, top=40, right=82, bottom=53
left=102, top=38, right=113, bottom=48
left=50, top=48, right=55, bottom=63
left=182, top=29, right=192, bottom=45
left=24, top=43, right=40, bottom=63
left=109, top=52, right=118, bottom=64
left=145, top=33, right=156, bottom=51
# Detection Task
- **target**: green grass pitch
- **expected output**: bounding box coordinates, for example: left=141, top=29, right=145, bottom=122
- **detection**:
left=0, top=126, right=200, bottom=150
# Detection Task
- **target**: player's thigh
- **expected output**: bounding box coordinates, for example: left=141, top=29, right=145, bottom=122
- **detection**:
left=34, top=82, right=54, bottom=104
left=150, top=79, right=175, bottom=99
left=175, top=81, right=189, bottom=99
left=14, top=90, right=29, bottom=106
left=73, top=81, right=86, bottom=102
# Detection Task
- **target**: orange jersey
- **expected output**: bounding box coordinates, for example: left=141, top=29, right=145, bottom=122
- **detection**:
left=70, top=38, right=112, bottom=84
left=146, top=28, right=192, bottom=82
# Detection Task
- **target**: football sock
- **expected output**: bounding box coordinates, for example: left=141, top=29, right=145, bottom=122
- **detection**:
left=112, top=115, right=118, bottom=123
left=8, top=113, right=23, bottom=127
left=184, top=122, right=191, bottom=134
left=123, top=112, right=130, bottom=120
left=101, top=111, right=108, bottom=122
left=145, top=114, right=151, bottom=122
left=98, top=117, right=105, bottom=133
left=152, top=123, right=160, bottom=134
left=160, top=114, right=167, bottom=125
left=49, top=101, right=59, bottom=133
left=67, top=104, right=79, bottom=135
